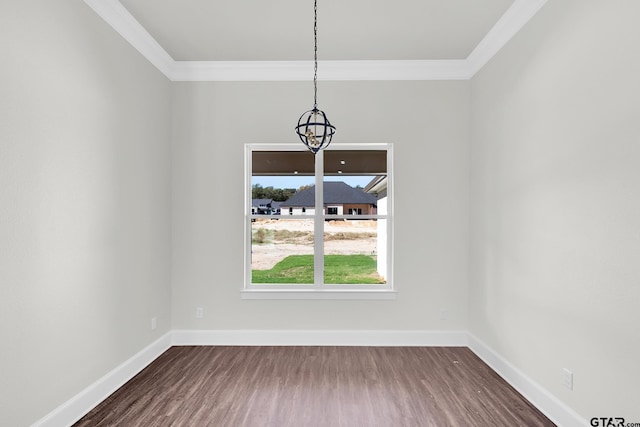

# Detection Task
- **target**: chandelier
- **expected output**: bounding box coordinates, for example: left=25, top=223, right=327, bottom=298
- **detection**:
left=295, top=0, right=336, bottom=154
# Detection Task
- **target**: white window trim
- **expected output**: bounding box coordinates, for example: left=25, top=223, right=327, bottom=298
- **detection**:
left=244, top=143, right=394, bottom=300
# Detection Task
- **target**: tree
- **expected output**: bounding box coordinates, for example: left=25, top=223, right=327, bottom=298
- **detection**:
left=252, top=184, right=266, bottom=199
left=252, top=184, right=296, bottom=201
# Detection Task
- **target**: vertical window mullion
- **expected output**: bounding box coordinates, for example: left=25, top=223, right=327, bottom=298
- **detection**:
left=314, top=152, right=324, bottom=288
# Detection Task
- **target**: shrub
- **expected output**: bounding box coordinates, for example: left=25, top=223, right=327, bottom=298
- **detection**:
left=253, top=228, right=268, bottom=244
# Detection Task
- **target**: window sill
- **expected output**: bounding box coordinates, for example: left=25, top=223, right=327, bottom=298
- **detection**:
left=241, top=289, right=397, bottom=300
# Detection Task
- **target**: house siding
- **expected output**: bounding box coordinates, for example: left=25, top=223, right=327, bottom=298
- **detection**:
left=342, top=203, right=377, bottom=215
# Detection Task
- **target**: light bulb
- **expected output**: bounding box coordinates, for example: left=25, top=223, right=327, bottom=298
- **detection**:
left=305, top=129, right=319, bottom=147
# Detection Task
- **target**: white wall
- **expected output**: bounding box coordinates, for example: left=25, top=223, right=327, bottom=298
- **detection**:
left=470, top=0, right=640, bottom=421
left=171, top=81, right=470, bottom=330
left=0, top=1, right=172, bottom=425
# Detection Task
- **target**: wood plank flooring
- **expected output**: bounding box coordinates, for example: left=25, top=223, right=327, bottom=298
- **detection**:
left=74, top=346, right=555, bottom=427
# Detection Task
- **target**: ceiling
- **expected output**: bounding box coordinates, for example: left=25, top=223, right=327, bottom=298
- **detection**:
left=118, top=0, right=514, bottom=62
left=84, top=0, right=548, bottom=81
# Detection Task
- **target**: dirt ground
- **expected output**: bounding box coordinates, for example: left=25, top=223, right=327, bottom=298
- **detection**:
left=251, top=219, right=378, bottom=270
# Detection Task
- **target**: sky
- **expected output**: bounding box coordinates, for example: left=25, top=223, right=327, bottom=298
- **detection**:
left=252, top=175, right=375, bottom=189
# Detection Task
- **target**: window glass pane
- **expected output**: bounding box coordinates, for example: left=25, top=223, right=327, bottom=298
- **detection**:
left=323, top=219, right=386, bottom=284
left=323, top=150, right=386, bottom=217
left=252, top=151, right=315, bottom=216
left=251, top=219, right=314, bottom=284
left=323, top=150, right=388, bottom=284
left=251, top=151, right=317, bottom=284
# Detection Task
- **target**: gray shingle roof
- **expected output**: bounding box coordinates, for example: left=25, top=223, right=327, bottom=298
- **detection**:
left=280, top=182, right=377, bottom=207
left=251, top=198, right=273, bottom=207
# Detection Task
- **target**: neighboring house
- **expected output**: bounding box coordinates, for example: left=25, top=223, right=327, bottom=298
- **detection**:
left=251, top=198, right=280, bottom=215
left=270, top=200, right=282, bottom=215
left=365, top=176, right=388, bottom=281
left=279, top=181, right=377, bottom=216
left=364, top=176, right=387, bottom=201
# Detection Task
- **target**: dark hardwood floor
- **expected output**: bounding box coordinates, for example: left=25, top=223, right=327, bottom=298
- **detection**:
left=74, top=346, right=555, bottom=427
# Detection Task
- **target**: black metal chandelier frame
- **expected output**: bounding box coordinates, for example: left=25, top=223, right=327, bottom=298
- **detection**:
left=294, top=0, right=336, bottom=154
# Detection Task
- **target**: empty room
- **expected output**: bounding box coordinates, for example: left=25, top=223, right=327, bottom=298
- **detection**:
left=2, top=0, right=639, bottom=426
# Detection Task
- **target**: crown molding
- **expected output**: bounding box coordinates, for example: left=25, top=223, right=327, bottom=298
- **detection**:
left=171, top=60, right=471, bottom=81
left=84, top=0, right=174, bottom=76
left=83, top=0, right=548, bottom=82
left=466, top=0, right=549, bottom=76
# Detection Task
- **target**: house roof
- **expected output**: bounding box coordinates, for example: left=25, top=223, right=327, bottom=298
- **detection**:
left=251, top=198, right=273, bottom=207
left=280, top=182, right=377, bottom=208
left=364, top=176, right=388, bottom=195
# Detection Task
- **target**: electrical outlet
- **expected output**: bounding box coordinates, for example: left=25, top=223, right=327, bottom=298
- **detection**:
left=440, top=308, right=448, bottom=320
left=196, top=307, right=203, bottom=319
left=562, top=368, right=573, bottom=390
left=151, top=317, right=157, bottom=330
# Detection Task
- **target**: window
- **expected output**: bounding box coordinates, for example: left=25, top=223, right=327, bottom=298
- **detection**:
left=244, top=143, right=393, bottom=299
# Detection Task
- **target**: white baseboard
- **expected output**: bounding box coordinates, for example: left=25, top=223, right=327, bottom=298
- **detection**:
left=467, top=334, right=587, bottom=427
left=171, top=329, right=469, bottom=347
left=33, top=330, right=586, bottom=427
left=31, top=332, right=172, bottom=427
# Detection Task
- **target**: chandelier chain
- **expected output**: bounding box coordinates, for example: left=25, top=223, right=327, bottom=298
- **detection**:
left=313, top=0, right=318, bottom=109
left=294, top=0, right=334, bottom=154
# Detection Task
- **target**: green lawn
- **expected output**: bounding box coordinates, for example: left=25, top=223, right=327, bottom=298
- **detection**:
left=252, top=254, right=385, bottom=284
